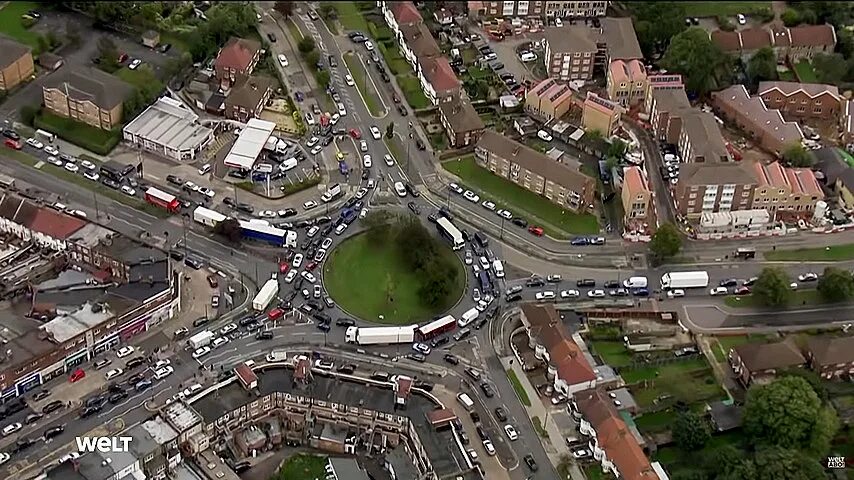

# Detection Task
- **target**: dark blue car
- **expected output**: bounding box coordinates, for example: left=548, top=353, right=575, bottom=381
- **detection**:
left=571, top=237, right=590, bottom=246
left=631, top=288, right=649, bottom=297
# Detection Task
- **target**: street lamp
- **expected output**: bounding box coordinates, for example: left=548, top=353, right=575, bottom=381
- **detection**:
left=499, top=216, right=505, bottom=240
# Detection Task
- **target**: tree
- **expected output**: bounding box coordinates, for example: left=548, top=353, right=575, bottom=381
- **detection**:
left=782, top=144, right=813, bottom=168
left=751, top=266, right=791, bottom=307
left=661, top=27, right=733, bottom=96
left=123, top=89, right=148, bottom=119
left=744, top=376, right=838, bottom=456
left=749, top=447, right=827, bottom=480
left=781, top=8, right=802, bottom=26
left=213, top=218, right=242, bottom=243
left=274, top=1, right=293, bottom=18
left=649, top=223, right=682, bottom=261
left=747, top=47, right=777, bottom=84
left=701, top=444, right=746, bottom=478
left=298, top=36, right=316, bottom=54
left=628, top=2, right=687, bottom=58
left=669, top=471, right=707, bottom=480
left=813, top=52, right=847, bottom=84
left=607, top=138, right=627, bottom=158
left=586, top=129, right=603, bottom=142
left=19, top=105, right=37, bottom=126
left=319, top=4, right=337, bottom=19
left=817, top=266, right=854, bottom=302
left=316, top=70, right=330, bottom=88
left=672, top=411, right=710, bottom=450
left=386, top=123, right=394, bottom=139
left=304, top=50, right=320, bottom=68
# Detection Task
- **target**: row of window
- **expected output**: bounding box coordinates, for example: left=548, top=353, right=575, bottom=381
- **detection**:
left=764, top=95, right=828, bottom=106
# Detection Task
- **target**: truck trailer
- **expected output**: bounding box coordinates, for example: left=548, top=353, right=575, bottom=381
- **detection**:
left=193, top=206, right=227, bottom=227
left=252, top=278, right=279, bottom=311
left=144, top=187, right=179, bottom=213
left=238, top=220, right=297, bottom=248
left=345, top=326, right=417, bottom=345
left=660, top=271, right=709, bottom=289
left=188, top=330, right=214, bottom=349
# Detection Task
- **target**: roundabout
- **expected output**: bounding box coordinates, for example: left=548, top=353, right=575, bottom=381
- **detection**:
left=323, top=225, right=466, bottom=325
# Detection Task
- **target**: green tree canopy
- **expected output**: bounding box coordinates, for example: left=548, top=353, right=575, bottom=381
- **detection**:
left=661, top=27, right=733, bottom=96
left=747, top=47, right=777, bottom=84
left=817, top=266, right=854, bottom=302
left=274, top=1, right=293, bottom=17
left=782, top=144, right=813, bottom=168
left=628, top=2, right=687, bottom=58
left=744, top=376, right=838, bottom=456
left=298, top=36, right=316, bottom=54
left=812, top=52, right=848, bottom=84
left=672, top=411, right=711, bottom=451
left=781, top=8, right=802, bottom=26
left=751, top=266, right=791, bottom=307
left=747, top=447, right=827, bottom=480
left=649, top=223, right=682, bottom=261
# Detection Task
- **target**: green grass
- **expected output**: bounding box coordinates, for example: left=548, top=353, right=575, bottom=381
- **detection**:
left=634, top=409, right=680, bottom=434
left=276, top=454, right=327, bottom=480
left=591, top=341, right=632, bottom=367
left=115, top=65, right=165, bottom=96
left=765, top=243, right=854, bottom=261
left=323, top=1, right=370, bottom=32
left=343, top=52, right=383, bottom=116
left=34, top=111, right=121, bottom=155
left=377, top=40, right=409, bottom=75
left=281, top=176, right=320, bottom=196
left=507, top=369, right=532, bottom=407
left=443, top=155, right=600, bottom=237
left=323, top=231, right=464, bottom=324
left=0, top=1, right=42, bottom=48
left=583, top=465, right=607, bottom=480
left=838, top=148, right=854, bottom=167
left=621, top=357, right=709, bottom=384
left=396, top=74, right=430, bottom=109
left=286, top=18, right=303, bottom=41
left=724, top=289, right=826, bottom=308
left=778, top=69, right=795, bottom=81
left=794, top=60, right=819, bottom=83
left=676, top=1, right=769, bottom=17
left=532, top=416, right=547, bottom=437
left=384, top=135, right=409, bottom=168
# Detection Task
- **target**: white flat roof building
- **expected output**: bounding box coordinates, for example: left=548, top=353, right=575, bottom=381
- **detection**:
left=123, top=97, right=214, bottom=161
left=224, top=118, right=276, bottom=170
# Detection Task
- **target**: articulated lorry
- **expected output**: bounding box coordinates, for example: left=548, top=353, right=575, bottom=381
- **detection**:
left=252, top=278, right=279, bottom=311
left=345, top=326, right=417, bottom=345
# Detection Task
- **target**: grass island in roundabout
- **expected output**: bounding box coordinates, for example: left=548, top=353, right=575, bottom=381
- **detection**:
left=323, top=214, right=466, bottom=325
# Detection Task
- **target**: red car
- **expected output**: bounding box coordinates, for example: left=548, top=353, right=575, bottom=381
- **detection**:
left=278, top=261, right=290, bottom=274
left=348, top=128, right=361, bottom=139
left=4, top=138, right=21, bottom=150
left=268, top=308, right=284, bottom=321
left=305, top=261, right=318, bottom=272
left=117, top=53, right=128, bottom=63
left=69, top=368, right=85, bottom=383
left=528, top=226, right=544, bottom=236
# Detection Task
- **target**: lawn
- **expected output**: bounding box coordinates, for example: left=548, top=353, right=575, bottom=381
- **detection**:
left=323, top=231, right=464, bottom=324
left=378, top=41, right=410, bottom=75
left=794, top=60, right=819, bottom=83
left=838, top=148, right=854, bottom=167
left=396, top=74, right=430, bottom=109
left=385, top=135, right=409, bottom=168
left=621, top=357, right=709, bottom=384
left=115, top=65, right=165, bottom=99
left=276, top=454, right=327, bottom=480
left=724, top=289, right=825, bottom=308
left=442, top=155, right=600, bottom=237
left=676, top=1, right=769, bottom=17
left=34, top=111, right=121, bottom=155
left=627, top=357, right=725, bottom=409
left=323, top=1, right=370, bottom=32
left=0, top=1, right=42, bottom=48
left=633, top=409, right=679, bottom=434
left=343, top=52, right=383, bottom=116
left=654, top=431, right=746, bottom=472
left=590, top=341, right=632, bottom=367
left=765, top=243, right=854, bottom=261
left=286, top=18, right=303, bottom=42
left=506, top=369, right=532, bottom=407
left=532, top=416, right=547, bottom=437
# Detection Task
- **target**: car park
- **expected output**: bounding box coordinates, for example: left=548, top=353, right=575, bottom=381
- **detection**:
left=666, top=289, right=685, bottom=298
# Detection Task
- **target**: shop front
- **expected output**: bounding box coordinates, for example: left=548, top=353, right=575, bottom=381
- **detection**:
left=40, top=360, right=66, bottom=383
left=64, top=348, right=89, bottom=369
left=15, top=371, right=41, bottom=395
left=94, top=332, right=120, bottom=355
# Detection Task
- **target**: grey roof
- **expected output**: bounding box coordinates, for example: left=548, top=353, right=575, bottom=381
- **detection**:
left=400, top=22, right=441, bottom=58
left=708, top=401, right=743, bottom=431
left=681, top=111, right=730, bottom=162
left=652, top=87, right=691, bottom=113
left=600, top=17, right=643, bottom=60
left=680, top=161, right=758, bottom=186
left=814, top=147, right=849, bottom=184
left=806, top=335, right=854, bottom=366
left=330, top=458, right=371, bottom=480
left=439, top=97, right=484, bottom=133
left=543, top=25, right=598, bottom=54
left=42, top=66, right=134, bottom=110
left=733, top=340, right=806, bottom=372
left=123, top=97, right=213, bottom=153
left=226, top=75, right=273, bottom=111
left=712, top=85, right=803, bottom=149
left=0, top=35, right=31, bottom=69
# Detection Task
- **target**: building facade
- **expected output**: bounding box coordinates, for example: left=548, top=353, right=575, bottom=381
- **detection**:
left=438, top=98, right=485, bottom=148
left=644, top=74, right=690, bottom=144
left=729, top=341, right=806, bottom=386
left=711, top=84, right=803, bottom=157
left=621, top=166, right=652, bottom=228
left=225, top=76, right=274, bottom=123
left=758, top=81, right=843, bottom=122
left=675, top=162, right=757, bottom=219
left=606, top=59, right=646, bottom=108
left=805, top=336, right=854, bottom=380
left=467, top=1, right=608, bottom=18
left=543, top=26, right=598, bottom=81
left=525, top=78, right=575, bottom=121
left=582, top=92, right=622, bottom=136
left=42, top=66, right=133, bottom=130
left=0, top=37, right=34, bottom=91
left=752, top=161, right=824, bottom=220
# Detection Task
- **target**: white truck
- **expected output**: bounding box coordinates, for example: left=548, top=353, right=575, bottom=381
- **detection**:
left=193, top=206, right=227, bottom=227
left=660, top=271, right=709, bottom=289
left=264, top=135, right=279, bottom=152
left=345, top=326, right=417, bottom=345
left=188, top=330, right=214, bottom=349
left=265, top=350, right=289, bottom=362
left=320, top=183, right=343, bottom=203
left=492, top=260, right=505, bottom=278
left=252, top=278, right=279, bottom=311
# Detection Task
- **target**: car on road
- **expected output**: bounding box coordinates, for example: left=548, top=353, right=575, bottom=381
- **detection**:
left=586, top=289, right=606, bottom=298
left=394, top=182, right=407, bottom=197
left=301, top=271, right=317, bottom=283
left=83, top=171, right=100, bottom=181
left=121, top=185, right=136, bottom=196
left=44, top=145, right=59, bottom=155
left=344, top=74, right=355, bottom=86
left=64, top=162, right=79, bottom=173
left=303, top=200, right=318, bottom=210
left=310, top=145, right=323, bottom=155
left=116, top=346, right=134, bottom=358
left=2, top=423, right=22, bottom=436
left=306, top=136, right=320, bottom=147
left=277, top=54, right=289, bottom=67
left=211, top=337, right=229, bottom=349
left=46, top=156, right=62, bottom=167
left=448, top=182, right=464, bottom=194
left=104, top=368, right=124, bottom=380
left=370, top=126, right=381, bottom=140
left=524, top=454, right=538, bottom=471
left=26, top=137, right=43, bottom=149
left=365, top=40, right=374, bottom=51
left=219, top=323, right=238, bottom=335
left=734, top=286, right=751, bottom=295
left=504, top=424, right=519, bottom=441
left=443, top=353, right=459, bottom=365
left=719, top=278, right=738, bottom=287
left=560, top=289, right=580, bottom=299
left=407, top=202, right=421, bottom=215
left=494, top=406, right=508, bottom=422
left=798, top=272, right=818, bottom=282
left=710, top=286, right=729, bottom=296
left=666, top=289, right=685, bottom=298
left=412, top=342, right=431, bottom=355
left=129, top=59, right=142, bottom=70
left=497, top=209, right=512, bottom=220
left=463, top=190, right=479, bottom=203
left=362, top=154, right=372, bottom=168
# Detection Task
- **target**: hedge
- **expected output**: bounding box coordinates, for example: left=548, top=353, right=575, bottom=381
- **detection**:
left=33, top=111, right=121, bottom=155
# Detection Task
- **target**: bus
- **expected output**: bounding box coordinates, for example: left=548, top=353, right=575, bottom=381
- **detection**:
left=734, top=248, right=756, bottom=260
left=417, top=315, right=456, bottom=339
left=436, top=216, right=464, bottom=250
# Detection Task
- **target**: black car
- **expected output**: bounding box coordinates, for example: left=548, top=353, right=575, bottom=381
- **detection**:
left=430, top=336, right=449, bottom=348
left=461, top=229, right=471, bottom=242
left=125, top=356, right=146, bottom=369
left=102, top=178, right=120, bottom=189
left=351, top=34, right=366, bottom=43
left=25, top=413, right=43, bottom=424
left=337, top=363, right=356, bottom=374
left=192, top=317, right=209, bottom=328
left=336, top=318, right=356, bottom=327
left=233, top=461, right=252, bottom=474
left=32, top=390, right=51, bottom=401
left=166, top=174, right=183, bottom=185
left=407, top=202, right=421, bottom=215
left=427, top=213, right=438, bottom=223
left=238, top=315, right=257, bottom=327
left=267, top=32, right=276, bottom=42
left=44, top=425, right=64, bottom=439
left=398, top=104, right=408, bottom=116
left=107, top=383, right=125, bottom=394
left=470, top=411, right=480, bottom=423
left=109, top=391, right=129, bottom=404
left=512, top=217, right=528, bottom=228
left=473, top=318, right=488, bottom=330
left=15, top=437, right=35, bottom=453
left=256, top=331, right=274, bottom=340
left=279, top=208, right=297, bottom=218
left=405, top=183, right=420, bottom=197
left=526, top=276, right=546, bottom=287
left=81, top=405, right=102, bottom=417
left=480, top=382, right=495, bottom=397
left=85, top=395, right=105, bottom=408
left=524, top=454, right=538, bottom=471
left=494, top=407, right=508, bottom=422
left=42, top=400, right=64, bottom=414
left=474, top=231, right=489, bottom=247
left=236, top=203, right=254, bottom=214
left=2, top=129, right=20, bottom=140
left=380, top=72, right=390, bottom=83
left=127, top=373, right=146, bottom=385
left=443, top=353, right=459, bottom=365
left=348, top=31, right=365, bottom=40
left=576, top=278, right=596, bottom=287
left=604, top=280, right=620, bottom=288
left=414, top=380, right=433, bottom=391
left=317, top=322, right=331, bottom=332
left=135, top=379, right=153, bottom=392
left=184, top=257, right=203, bottom=269
left=439, top=206, right=453, bottom=220
left=719, top=278, right=738, bottom=287
left=415, top=138, right=425, bottom=150
left=313, top=312, right=331, bottom=324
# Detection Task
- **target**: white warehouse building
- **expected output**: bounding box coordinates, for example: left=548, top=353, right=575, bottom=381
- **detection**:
left=123, top=97, right=214, bottom=161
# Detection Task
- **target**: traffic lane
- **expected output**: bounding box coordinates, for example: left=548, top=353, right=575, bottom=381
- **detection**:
left=457, top=377, right=518, bottom=470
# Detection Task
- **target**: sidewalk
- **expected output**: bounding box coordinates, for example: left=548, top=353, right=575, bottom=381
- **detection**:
left=502, top=357, right=586, bottom=480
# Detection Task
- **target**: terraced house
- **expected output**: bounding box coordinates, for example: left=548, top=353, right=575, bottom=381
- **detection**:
left=758, top=81, right=843, bottom=122
left=752, top=161, right=824, bottom=220
left=467, top=0, right=609, bottom=18
left=710, top=23, right=836, bottom=63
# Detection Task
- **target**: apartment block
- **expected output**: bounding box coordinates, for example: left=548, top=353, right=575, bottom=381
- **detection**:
left=582, top=92, right=622, bottom=136
left=475, top=130, right=595, bottom=212
left=758, top=81, right=843, bottom=122
left=467, top=1, right=608, bottom=18
left=606, top=59, right=646, bottom=107
left=711, top=23, right=836, bottom=63
left=712, top=84, right=804, bottom=156
left=0, top=36, right=34, bottom=91
left=675, top=162, right=758, bottom=219
left=752, top=161, right=824, bottom=220
left=541, top=17, right=641, bottom=82
left=525, top=78, right=575, bottom=121
left=677, top=112, right=730, bottom=163
left=621, top=166, right=652, bottom=228
left=42, top=66, right=133, bottom=130
left=644, top=74, right=690, bottom=144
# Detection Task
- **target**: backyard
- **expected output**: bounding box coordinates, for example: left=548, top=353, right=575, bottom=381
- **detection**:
left=442, top=155, right=600, bottom=237
left=794, top=60, right=819, bottom=83
left=34, top=111, right=121, bottom=155
left=275, top=454, right=327, bottom=480
left=627, top=357, right=725, bottom=409
left=0, top=1, right=43, bottom=48
left=342, top=52, right=383, bottom=116
left=653, top=430, right=746, bottom=474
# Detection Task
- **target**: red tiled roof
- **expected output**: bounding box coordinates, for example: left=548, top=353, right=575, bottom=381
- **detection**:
left=520, top=304, right=596, bottom=386
left=624, top=167, right=649, bottom=196
left=391, top=1, right=423, bottom=26
left=789, top=24, right=836, bottom=47
left=786, top=168, right=823, bottom=196
left=29, top=208, right=85, bottom=239
left=740, top=27, right=772, bottom=50
left=215, top=37, right=261, bottom=72
left=422, top=56, right=460, bottom=92
left=711, top=30, right=741, bottom=52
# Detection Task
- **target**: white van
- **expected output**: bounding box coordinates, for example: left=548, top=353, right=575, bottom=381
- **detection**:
left=457, top=392, right=475, bottom=411
left=321, top=183, right=342, bottom=203
left=519, top=51, right=537, bottom=62
left=492, top=260, right=505, bottom=278
left=458, top=307, right=479, bottom=327
left=623, top=276, right=648, bottom=289
left=279, top=157, right=298, bottom=172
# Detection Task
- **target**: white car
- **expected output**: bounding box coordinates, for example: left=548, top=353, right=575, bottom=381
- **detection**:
left=330, top=113, right=340, bottom=125
left=129, top=59, right=142, bottom=70
left=84, top=171, right=100, bottom=181
left=560, top=289, right=580, bottom=299
left=183, top=181, right=200, bottom=192
left=355, top=187, right=368, bottom=199
left=284, top=269, right=297, bottom=283
left=192, top=346, right=211, bottom=359
left=116, top=346, right=134, bottom=358
left=345, top=74, right=355, bottom=86
left=363, top=154, right=372, bottom=168
left=394, top=181, right=407, bottom=197
left=535, top=291, right=556, bottom=301
left=2, top=423, right=22, bottom=436
left=293, top=253, right=304, bottom=268
left=370, top=126, right=381, bottom=140
left=182, top=384, right=204, bottom=397
left=104, top=368, right=124, bottom=380
left=497, top=209, right=513, bottom=220
left=258, top=210, right=277, bottom=218
left=537, top=130, right=553, bottom=142
left=310, top=145, right=323, bottom=155
left=365, top=40, right=374, bottom=51
left=587, top=289, right=606, bottom=298
left=211, top=337, right=229, bottom=349
left=47, top=156, right=63, bottom=167
left=44, top=146, right=59, bottom=155
left=219, top=323, right=238, bottom=335
left=479, top=256, right=490, bottom=270
left=154, top=366, right=174, bottom=378
left=337, top=102, right=347, bottom=116
left=301, top=271, right=317, bottom=283
left=737, top=13, right=746, bottom=25
left=198, top=163, right=211, bottom=175
left=666, top=289, right=686, bottom=298
left=80, top=160, right=96, bottom=170
left=359, top=140, right=368, bottom=152
left=448, top=183, right=464, bottom=194
left=710, top=287, right=729, bottom=296
left=277, top=54, right=289, bottom=67
left=26, top=137, right=43, bottom=149
left=412, top=342, right=431, bottom=355
left=303, top=200, right=318, bottom=210
left=121, top=185, right=136, bottom=196
left=199, top=187, right=215, bottom=198
left=57, top=452, right=81, bottom=464
left=306, top=136, right=320, bottom=147
left=63, top=162, right=79, bottom=173
left=798, top=272, right=818, bottom=282
left=463, top=190, right=480, bottom=203
left=481, top=200, right=496, bottom=211
left=153, top=359, right=171, bottom=369
left=0, top=452, right=10, bottom=465
left=483, top=440, right=496, bottom=456
left=504, top=424, right=519, bottom=441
